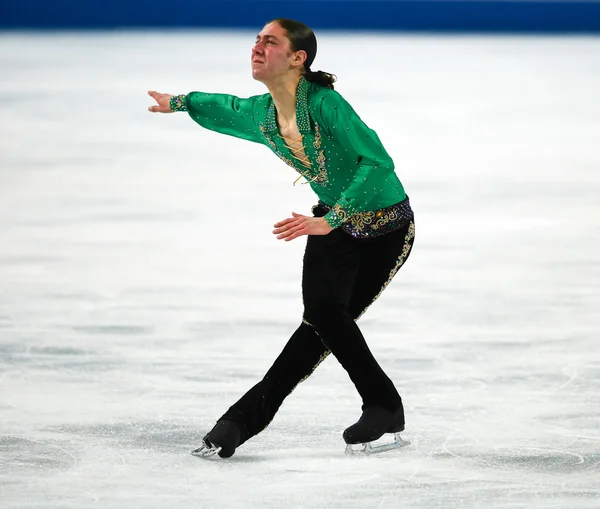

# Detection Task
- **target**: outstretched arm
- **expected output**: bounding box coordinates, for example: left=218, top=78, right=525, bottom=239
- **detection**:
left=147, top=90, right=264, bottom=144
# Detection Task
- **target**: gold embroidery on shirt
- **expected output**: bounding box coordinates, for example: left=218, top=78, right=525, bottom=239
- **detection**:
left=349, top=208, right=401, bottom=233
left=331, top=203, right=350, bottom=223
left=260, top=124, right=329, bottom=187
left=313, top=124, right=322, bottom=150
left=260, top=125, right=297, bottom=169
left=311, top=123, right=328, bottom=187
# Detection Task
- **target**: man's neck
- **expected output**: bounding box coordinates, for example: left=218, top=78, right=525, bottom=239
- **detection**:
left=267, top=75, right=302, bottom=129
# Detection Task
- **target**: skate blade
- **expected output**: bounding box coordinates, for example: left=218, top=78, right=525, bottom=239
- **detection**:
left=190, top=443, right=221, bottom=458
left=345, top=432, right=410, bottom=457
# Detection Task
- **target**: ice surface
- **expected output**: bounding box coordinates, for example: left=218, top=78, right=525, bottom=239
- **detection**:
left=1, top=30, right=599, bottom=508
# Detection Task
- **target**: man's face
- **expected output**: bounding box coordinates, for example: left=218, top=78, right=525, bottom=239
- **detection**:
left=251, top=23, right=303, bottom=83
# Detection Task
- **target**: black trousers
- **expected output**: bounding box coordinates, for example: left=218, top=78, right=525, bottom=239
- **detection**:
left=220, top=216, right=416, bottom=445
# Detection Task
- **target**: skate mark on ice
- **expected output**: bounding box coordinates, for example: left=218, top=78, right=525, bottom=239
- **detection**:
left=0, top=435, right=81, bottom=472
left=543, top=429, right=600, bottom=442
left=567, top=362, right=600, bottom=384
left=44, top=422, right=199, bottom=455
left=442, top=438, right=586, bottom=473
left=530, top=363, right=579, bottom=395
left=268, top=461, right=381, bottom=488
left=538, top=411, right=600, bottom=443
left=531, top=361, right=600, bottom=396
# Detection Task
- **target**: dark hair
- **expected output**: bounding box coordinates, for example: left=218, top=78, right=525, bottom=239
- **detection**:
left=271, top=18, right=337, bottom=90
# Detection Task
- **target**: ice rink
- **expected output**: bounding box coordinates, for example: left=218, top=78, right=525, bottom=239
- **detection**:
left=1, top=30, right=599, bottom=508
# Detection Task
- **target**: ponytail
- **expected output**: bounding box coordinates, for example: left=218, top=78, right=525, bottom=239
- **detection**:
left=305, top=69, right=337, bottom=90
left=270, top=18, right=336, bottom=89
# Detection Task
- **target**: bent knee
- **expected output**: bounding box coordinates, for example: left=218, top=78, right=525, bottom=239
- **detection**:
left=303, top=296, right=350, bottom=327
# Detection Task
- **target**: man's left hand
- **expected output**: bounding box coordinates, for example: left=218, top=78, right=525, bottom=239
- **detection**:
left=273, top=212, right=333, bottom=242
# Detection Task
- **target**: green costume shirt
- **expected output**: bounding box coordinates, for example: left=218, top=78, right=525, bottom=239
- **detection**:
left=172, top=76, right=409, bottom=232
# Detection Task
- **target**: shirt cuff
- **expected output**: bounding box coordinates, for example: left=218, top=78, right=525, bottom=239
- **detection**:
left=169, top=94, right=188, bottom=112
left=323, top=204, right=350, bottom=229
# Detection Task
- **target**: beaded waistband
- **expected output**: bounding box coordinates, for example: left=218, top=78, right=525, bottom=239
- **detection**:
left=313, top=197, right=414, bottom=239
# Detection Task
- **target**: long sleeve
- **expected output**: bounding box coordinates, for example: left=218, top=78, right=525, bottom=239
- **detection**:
left=318, top=93, right=396, bottom=229
left=183, top=92, right=265, bottom=144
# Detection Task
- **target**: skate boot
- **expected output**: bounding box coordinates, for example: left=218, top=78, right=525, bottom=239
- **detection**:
left=343, top=406, right=409, bottom=456
left=191, top=419, right=241, bottom=459
left=389, top=406, right=405, bottom=433
left=343, top=407, right=393, bottom=444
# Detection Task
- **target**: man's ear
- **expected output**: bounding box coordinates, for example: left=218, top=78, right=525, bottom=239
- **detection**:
left=292, top=50, right=307, bottom=67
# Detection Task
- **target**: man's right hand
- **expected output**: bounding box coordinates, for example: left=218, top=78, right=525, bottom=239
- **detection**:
left=148, top=91, right=174, bottom=113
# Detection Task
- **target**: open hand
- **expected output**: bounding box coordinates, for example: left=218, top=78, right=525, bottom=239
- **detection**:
left=148, top=91, right=173, bottom=113
left=273, top=212, right=333, bottom=242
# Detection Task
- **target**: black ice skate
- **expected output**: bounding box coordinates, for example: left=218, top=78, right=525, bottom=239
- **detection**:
left=343, top=407, right=410, bottom=456
left=191, top=419, right=242, bottom=459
